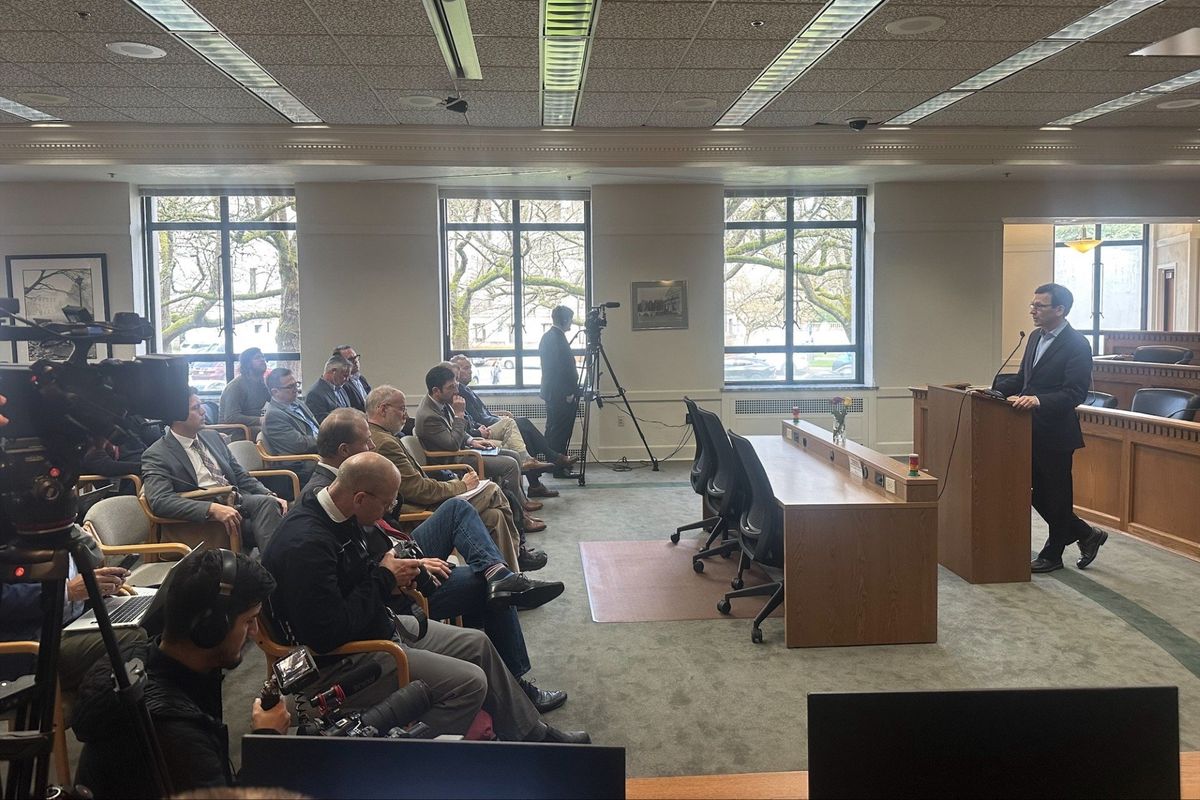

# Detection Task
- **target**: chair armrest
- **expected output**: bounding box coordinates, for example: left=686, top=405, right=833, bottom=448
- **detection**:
left=328, top=640, right=409, bottom=686
left=138, top=490, right=241, bottom=553
left=418, top=463, right=474, bottom=475
left=205, top=423, right=251, bottom=442
left=395, top=511, right=433, bottom=523
left=0, top=641, right=39, bottom=656
left=79, top=474, right=143, bottom=494
left=256, top=443, right=320, bottom=465
left=423, top=449, right=484, bottom=476
left=97, top=542, right=193, bottom=558
left=248, top=469, right=300, bottom=501
left=179, top=486, right=237, bottom=502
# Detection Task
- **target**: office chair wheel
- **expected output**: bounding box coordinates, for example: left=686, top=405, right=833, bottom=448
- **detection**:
left=751, top=627, right=763, bottom=644
left=670, top=532, right=681, bottom=544
left=692, top=559, right=704, bottom=573
left=731, top=577, right=743, bottom=590
left=717, top=598, right=731, bottom=615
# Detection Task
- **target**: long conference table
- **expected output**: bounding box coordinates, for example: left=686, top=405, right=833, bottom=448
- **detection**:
left=748, top=421, right=938, bottom=648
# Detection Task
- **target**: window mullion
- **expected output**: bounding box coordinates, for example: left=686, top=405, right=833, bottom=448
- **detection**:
left=512, top=199, right=524, bottom=386
left=784, top=198, right=795, bottom=382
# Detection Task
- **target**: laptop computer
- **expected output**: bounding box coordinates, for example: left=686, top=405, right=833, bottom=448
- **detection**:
left=63, top=543, right=204, bottom=634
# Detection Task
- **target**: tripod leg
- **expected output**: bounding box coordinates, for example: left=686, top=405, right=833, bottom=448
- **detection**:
left=576, top=350, right=598, bottom=486
left=597, top=344, right=659, bottom=470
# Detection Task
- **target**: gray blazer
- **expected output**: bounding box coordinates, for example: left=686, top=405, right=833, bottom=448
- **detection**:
left=414, top=393, right=470, bottom=455
left=262, top=399, right=319, bottom=456
left=141, top=429, right=269, bottom=522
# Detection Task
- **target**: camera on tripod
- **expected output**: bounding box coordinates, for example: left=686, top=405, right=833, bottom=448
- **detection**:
left=584, top=302, right=619, bottom=348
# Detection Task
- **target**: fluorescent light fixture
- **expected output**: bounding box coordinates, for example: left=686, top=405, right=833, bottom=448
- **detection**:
left=717, top=0, right=885, bottom=126
left=1040, top=125, right=1072, bottom=130
left=126, top=0, right=213, bottom=31
left=252, top=88, right=321, bottom=124
left=422, top=0, right=482, bottom=80
left=953, top=41, right=1075, bottom=90
left=177, top=33, right=276, bottom=87
left=0, top=96, right=60, bottom=121
left=539, top=0, right=601, bottom=127
left=1048, top=0, right=1164, bottom=41
left=886, top=91, right=971, bottom=125
left=1143, top=68, right=1200, bottom=93
left=1048, top=92, right=1154, bottom=125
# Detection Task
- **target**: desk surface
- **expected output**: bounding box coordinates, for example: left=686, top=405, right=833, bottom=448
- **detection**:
left=749, top=435, right=922, bottom=509
left=626, top=751, right=1200, bottom=799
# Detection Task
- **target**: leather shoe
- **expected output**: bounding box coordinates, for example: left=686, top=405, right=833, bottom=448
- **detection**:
left=521, top=458, right=555, bottom=473
left=1030, top=557, right=1064, bottom=574
left=523, top=516, right=548, bottom=533
left=523, top=499, right=544, bottom=512
left=1076, top=526, right=1108, bottom=570
left=554, top=453, right=577, bottom=468
left=518, top=547, right=548, bottom=571
left=488, top=572, right=563, bottom=609
left=519, top=678, right=567, bottom=713
left=527, top=484, right=560, bottom=498
left=537, top=725, right=591, bottom=745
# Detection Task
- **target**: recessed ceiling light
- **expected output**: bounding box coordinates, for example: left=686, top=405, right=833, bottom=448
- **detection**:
left=1040, top=125, right=1073, bottom=130
left=396, top=94, right=444, bottom=109
left=16, top=92, right=69, bottom=107
left=673, top=97, right=720, bottom=110
left=1157, top=98, right=1200, bottom=109
left=884, top=15, right=945, bottom=36
left=29, top=122, right=70, bottom=127
left=105, top=41, right=167, bottom=59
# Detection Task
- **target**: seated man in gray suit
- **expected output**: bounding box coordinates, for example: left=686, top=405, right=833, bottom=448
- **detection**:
left=416, top=365, right=543, bottom=521
left=141, top=389, right=286, bottom=553
left=305, top=355, right=352, bottom=424
left=262, top=367, right=320, bottom=485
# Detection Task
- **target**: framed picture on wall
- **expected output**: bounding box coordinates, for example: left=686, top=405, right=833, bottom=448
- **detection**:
left=631, top=280, right=688, bottom=331
left=4, top=253, right=111, bottom=362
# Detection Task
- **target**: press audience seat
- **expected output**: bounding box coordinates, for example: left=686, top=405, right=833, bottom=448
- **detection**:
left=689, top=406, right=746, bottom=571
left=670, top=397, right=720, bottom=545
left=401, top=434, right=485, bottom=477
left=717, top=431, right=786, bottom=644
left=228, top=439, right=304, bottom=501
left=138, top=485, right=242, bottom=553
left=1131, top=345, right=1193, bottom=364
left=1083, top=391, right=1118, bottom=408
left=83, top=496, right=192, bottom=587
left=1130, top=388, right=1200, bottom=422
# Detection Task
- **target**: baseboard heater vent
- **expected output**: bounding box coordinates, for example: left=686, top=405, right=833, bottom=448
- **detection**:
left=733, top=397, right=864, bottom=416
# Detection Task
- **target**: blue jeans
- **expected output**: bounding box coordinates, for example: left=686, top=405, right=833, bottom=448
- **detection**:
left=412, top=500, right=531, bottom=678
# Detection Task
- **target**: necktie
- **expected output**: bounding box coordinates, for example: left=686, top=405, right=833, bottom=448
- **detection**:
left=293, top=403, right=318, bottom=435
left=335, top=387, right=349, bottom=408
left=192, top=439, right=230, bottom=486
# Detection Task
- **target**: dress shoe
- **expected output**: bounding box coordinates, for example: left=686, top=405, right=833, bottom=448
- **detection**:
left=527, top=484, right=560, bottom=498
left=519, top=678, right=568, bottom=713
left=1076, top=526, right=1108, bottom=570
left=523, top=499, right=544, bottom=512
left=554, top=453, right=577, bottom=468
left=531, top=725, right=591, bottom=745
left=552, top=468, right=576, bottom=480
left=488, top=572, right=563, bottom=609
left=521, top=458, right=555, bottom=473
left=1030, top=557, right=1064, bottom=574
left=518, top=547, right=548, bottom=571
left=523, top=516, right=548, bottom=533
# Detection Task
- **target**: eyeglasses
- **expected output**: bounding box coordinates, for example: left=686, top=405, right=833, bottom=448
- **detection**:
left=347, top=354, right=361, bottom=362
left=384, top=402, right=407, bottom=412
left=361, top=491, right=397, bottom=513
left=1028, top=303, right=1059, bottom=310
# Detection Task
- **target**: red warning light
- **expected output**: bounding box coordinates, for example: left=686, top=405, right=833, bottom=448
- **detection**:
left=49, top=467, right=61, bottom=478
left=14, top=566, right=26, bottom=578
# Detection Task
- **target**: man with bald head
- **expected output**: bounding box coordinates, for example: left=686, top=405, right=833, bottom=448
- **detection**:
left=264, top=452, right=588, bottom=742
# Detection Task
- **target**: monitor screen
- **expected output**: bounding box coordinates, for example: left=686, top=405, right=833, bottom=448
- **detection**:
left=808, top=686, right=1179, bottom=799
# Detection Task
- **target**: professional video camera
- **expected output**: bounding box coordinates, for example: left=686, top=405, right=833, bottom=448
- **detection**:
left=583, top=301, right=620, bottom=349
left=0, top=298, right=189, bottom=798
left=262, top=648, right=434, bottom=739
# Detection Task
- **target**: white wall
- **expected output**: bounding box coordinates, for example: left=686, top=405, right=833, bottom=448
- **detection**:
left=1002, top=224, right=1054, bottom=364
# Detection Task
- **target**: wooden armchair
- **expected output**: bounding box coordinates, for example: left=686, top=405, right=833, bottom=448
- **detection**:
left=138, top=486, right=242, bottom=553
left=255, top=440, right=320, bottom=470
left=0, top=642, right=70, bottom=786
left=204, top=422, right=252, bottom=442
left=253, top=612, right=409, bottom=687
left=228, top=440, right=303, bottom=501
left=400, top=435, right=485, bottom=477
left=82, top=496, right=192, bottom=586
left=78, top=473, right=143, bottom=495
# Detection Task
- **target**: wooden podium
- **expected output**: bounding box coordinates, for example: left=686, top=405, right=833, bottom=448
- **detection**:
left=913, top=384, right=1032, bottom=584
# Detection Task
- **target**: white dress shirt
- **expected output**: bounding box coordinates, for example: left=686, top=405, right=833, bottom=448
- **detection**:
left=169, top=429, right=223, bottom=488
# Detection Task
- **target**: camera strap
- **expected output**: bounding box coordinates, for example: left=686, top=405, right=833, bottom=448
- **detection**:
left=388, top=603, right=428, bottom=643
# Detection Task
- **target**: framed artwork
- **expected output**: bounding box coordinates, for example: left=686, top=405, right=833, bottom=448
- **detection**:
left=631, top=280, right=688, bottom=331
left=4, top=253, right=111, bottom=362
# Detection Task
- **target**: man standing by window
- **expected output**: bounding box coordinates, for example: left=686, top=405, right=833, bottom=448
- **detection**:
left=538, top=306, right=579, bottom=478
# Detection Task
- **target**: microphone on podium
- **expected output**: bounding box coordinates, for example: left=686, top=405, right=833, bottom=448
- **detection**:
left=979, top=331, right=1026, bottom=400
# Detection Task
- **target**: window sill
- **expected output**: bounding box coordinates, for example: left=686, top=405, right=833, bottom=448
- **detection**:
left=722, top=383, right=877, bottom=392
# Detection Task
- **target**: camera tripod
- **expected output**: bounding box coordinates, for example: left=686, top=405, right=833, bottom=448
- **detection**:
left=0, top=526, right=172, bottom=799
left=575, top=331, right=658, bottom=486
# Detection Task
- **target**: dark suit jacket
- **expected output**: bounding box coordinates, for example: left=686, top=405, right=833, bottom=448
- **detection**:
left=993, top=322, right=1093, bottom=452
left=301, top=462, right=337, bottom=498
left=538, top=326, right=578, bottom=402
left=345, top=374, right=371, bottom=412
left=263, top=399, right=319, bottom=456
left=457, top=383, right=499, bottom=430
left=141, top=429, right=271, bottom=523
left=304, top=379, right=350, bottom=424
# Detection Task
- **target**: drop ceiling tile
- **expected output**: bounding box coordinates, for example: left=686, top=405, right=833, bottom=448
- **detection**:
left=195, top=106, right=287, bottom=124
left=7, top=0, right=159, bottom=33
left=376, top=90, right=456, bottom=111
left=357, top=65, right=456, bottom=91
left=811, top=40, right=932, bottom=71
left=783, top=68, right=895, bottom=93
left=109, top=106, right=211, bottom=123
left=574, top=108, right=651, bottom=127
left=1090, top=6, right=1200, bottom=44
left=697, top=3, right=824, bottom=39
left=390, top=111, right=467, bottom=126
left=991, top=68, right=1189, bottom=94
left=904, top=40, right=1050, bottom=71
left=190, top=0, right=327, bottom=35
left=0, top=1, right=45, bottom=31
left=465, top=92, right=539, bottom=126
left=580, top=91, right=669, bottom=112
left=868, top=69, right=978, bottom=92
left=951, top=91, right=1123, bottom=113
left=680, top=36, right=795, bottom=70
left=328, top=35, right=445, bottom=67
left=7, top=85, right=102, bottom=106
left=1037, top=41, right=1200, bottom=72
left=587, top=37, right=692, bottom=69
left=0, top=62, right=56, bottom=86
left=596, top=2, right=711, bottom=40
left=266, top=65, right=371, bottom=89
left=51, top=106, right=134, bottom=122
left=118, top=63, right=242, bottom=88
left=914, top=109, right=1056, bottom=126
left=585, top=68, right=662, bottom=92
left=302, top=89, right=393, bottom=120
left=661, top=68, right=763, bottom=93
left=22, top=62, right=145, bottom=87
left=306, top=0, right=426, bottom=36
left=165, top=86, right=265, bottom=108
left=830, top=107, right=926, bottom=123
left=467, top=0, right=541, bottom=38
left=0, top=31, right=105, bottom=62
left=936, top=5, right=1113, bottom=42
left=464, top=66, right=539, bottom=93
left=233, top=35, right=349, bottom=66
left=473, top=36, right=539, bottom=68
left=744, top=110, right=826, bottom=127
left=850, top=3, right=985, bottom=41
left=659, top=92, right=739, bottom=113
left=69, top=33, right=205, bottom=64
left=645, top=111, right=722, bottom=128
left=72, top=85, right=182, bottom=107
left=1082, top=109, right=1200, bottom=126
left=772, top=90, right=929, bottom=112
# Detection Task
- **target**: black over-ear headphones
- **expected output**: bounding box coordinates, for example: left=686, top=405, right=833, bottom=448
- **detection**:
left=189, top=548, right=239, bottom=649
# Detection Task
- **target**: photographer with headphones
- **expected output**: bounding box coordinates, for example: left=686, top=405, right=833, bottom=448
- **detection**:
left=71, top=549, right=287, bottom=797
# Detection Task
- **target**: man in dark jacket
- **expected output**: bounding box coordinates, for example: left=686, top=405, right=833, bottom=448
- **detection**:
left=334, top=344, right=372, bottom=412
left=993, top=282, right=1106, bottom=574
left=72, top=550, right=288, bottom=797
left=538, top=305, right=580, bottom=478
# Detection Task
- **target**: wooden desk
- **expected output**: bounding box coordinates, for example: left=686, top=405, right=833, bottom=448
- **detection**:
left=1075, top=405, right=1200, bottom=561
left=626, top=751, right=1200, bottom=799
left=1092, top=356, right=1200, bottom=409
left=751, top=422, right=938, bottom=648
left=1104, top=330, right=1200, bottom=357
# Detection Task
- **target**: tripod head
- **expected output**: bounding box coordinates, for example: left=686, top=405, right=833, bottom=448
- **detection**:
left=584, top=302, right=619, bottom=352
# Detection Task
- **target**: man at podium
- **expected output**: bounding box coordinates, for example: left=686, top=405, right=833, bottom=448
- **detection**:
left=992, top=283, right=1107, bottom=574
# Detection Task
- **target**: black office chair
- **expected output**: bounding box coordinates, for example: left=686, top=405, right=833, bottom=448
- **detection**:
left=1130, top=388, right=1200, bottom=421
left=1131, top=345, right=1193, bottom=364
left=717, top=430, right=785, bottom=644
left=670, top=397, right=720, bottom=545
left=1083, top=391, right=1118, bottom=408
left=689, top=406, right=745, bottom=571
